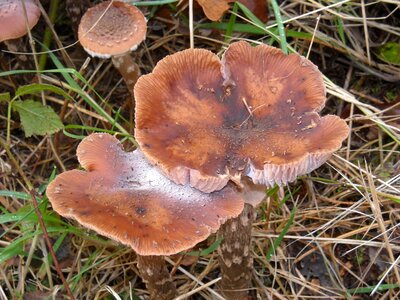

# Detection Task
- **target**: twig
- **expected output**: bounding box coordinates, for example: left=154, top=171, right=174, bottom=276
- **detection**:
left=306, top=14, right=321, bottom=59
left=29, top=189, right=75, bottom=300
left=189, top=0, right=194, bottom=48
left=174, top=277, right=221, bottom=300
left=360, top=0, right=371, bottom=65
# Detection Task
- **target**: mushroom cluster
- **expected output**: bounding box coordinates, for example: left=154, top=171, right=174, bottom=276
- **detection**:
left=47, top=39, right=349, bottom=298
left=133, top=41, right=349, bottom=298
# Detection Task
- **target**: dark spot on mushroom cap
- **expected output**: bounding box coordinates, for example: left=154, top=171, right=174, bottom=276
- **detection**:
left=136, top=207, right=147, bottom=216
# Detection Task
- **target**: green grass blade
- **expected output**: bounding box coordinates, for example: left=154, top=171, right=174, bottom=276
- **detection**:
left=265, top=206, right=296, bottom=261
left=186, top=237, right=223, bottom=256
left=14, top=83, right=73, bottom=101
left=225, top=2, right=239, bottom=43
left=347, top=283, right=400, bottom=294
left=236, top=2, right=265, bottom=27
left=270, top=0, right=288, bottom=54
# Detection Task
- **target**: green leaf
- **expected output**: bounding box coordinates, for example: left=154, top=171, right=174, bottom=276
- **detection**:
left=378, top=42, right=400, bottom=66
left=0, top=92, right=10, bottom=102
left=12, top=100, right=63, bottom=137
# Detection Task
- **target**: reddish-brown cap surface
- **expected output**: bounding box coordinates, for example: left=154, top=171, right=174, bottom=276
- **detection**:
left=0, top=0, right=40, bottom=42
left=196, top=0, right=230, bottom=21
left=78, top=1, right=147, bottom=58
left=134, top=41, right=349, bottom=193
left=196, top=0, right=268, bottom=22
left=46, top=133, right=243, bottom=256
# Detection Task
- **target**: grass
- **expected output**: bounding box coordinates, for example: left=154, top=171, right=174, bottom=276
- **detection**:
left=1, top=0, right=400, bottom=299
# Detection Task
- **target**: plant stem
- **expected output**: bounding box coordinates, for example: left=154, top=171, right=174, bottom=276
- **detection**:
left=217, top=203, right=255, bottom=299
left=136, top=255, right=176, bottom=300
left=29, top=190, right=75, bottom=300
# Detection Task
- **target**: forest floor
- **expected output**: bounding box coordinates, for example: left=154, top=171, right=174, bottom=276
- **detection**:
left=1, top=0, right=400, bottom=299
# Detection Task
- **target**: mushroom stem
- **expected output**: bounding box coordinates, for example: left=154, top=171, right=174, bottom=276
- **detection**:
left=112, top=53, right=141, bottom=97
left=136, top=255, right=176, bottom=300
left=217, top=203, right=255, bottom=299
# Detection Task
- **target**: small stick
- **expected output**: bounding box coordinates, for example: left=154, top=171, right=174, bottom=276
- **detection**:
left=29, top=190, right=75, bottom=300
left=189, top=0, right=194, bottom=48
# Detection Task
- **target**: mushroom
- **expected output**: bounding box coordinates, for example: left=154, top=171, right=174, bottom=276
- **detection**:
left=0, top=0, right=41, bottom=67
left=46, top=133, right=243, bottom=299
left=196, top=0, right=268, bottom=22
left=78, top=1, right=147, bottom=96
left=0, top=0, right=40, bottom=42
left=134, top=41, right=349, bottom=298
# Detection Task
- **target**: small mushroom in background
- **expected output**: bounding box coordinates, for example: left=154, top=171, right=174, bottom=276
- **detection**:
left=0, top=0, right=40, bottom=42
left=196, top=0, right=268, bottom=22
left=46, top=133, right=244, bottom=299
left=134, top=41, right=349, bottom=298
left=78, top=1, right=147, bottom=97
left=0, top=0, right=41, bottom=67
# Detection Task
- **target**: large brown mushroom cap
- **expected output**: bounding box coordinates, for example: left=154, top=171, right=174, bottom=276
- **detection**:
left=78, top=1, right=147, bottom=58
left=135, top=41, right=349, bottom=192
left=46, top=133, right=243, bottom=256
left=0, top=0, right=40, bottom=42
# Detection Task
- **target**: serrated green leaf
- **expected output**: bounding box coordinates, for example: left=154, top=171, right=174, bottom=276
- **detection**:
left=378, top=42, right=400, bottom=66
left=0, top=92, right=10, bottom=102
left=12, top=100, right=63, bottom=137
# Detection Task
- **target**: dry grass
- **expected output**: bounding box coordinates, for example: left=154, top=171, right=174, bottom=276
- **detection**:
left=1, top=0, right=399, bottom=299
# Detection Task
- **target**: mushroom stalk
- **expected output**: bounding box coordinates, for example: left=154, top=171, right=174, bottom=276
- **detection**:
left=217, top=203, right=255, bottom=299
left=112, top=54, right=141, bottom=97
left=137, top=255, right=176, bottom=300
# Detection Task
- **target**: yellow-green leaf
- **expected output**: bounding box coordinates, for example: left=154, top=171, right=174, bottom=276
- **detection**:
left=13, top=100, right=63, bottom=137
